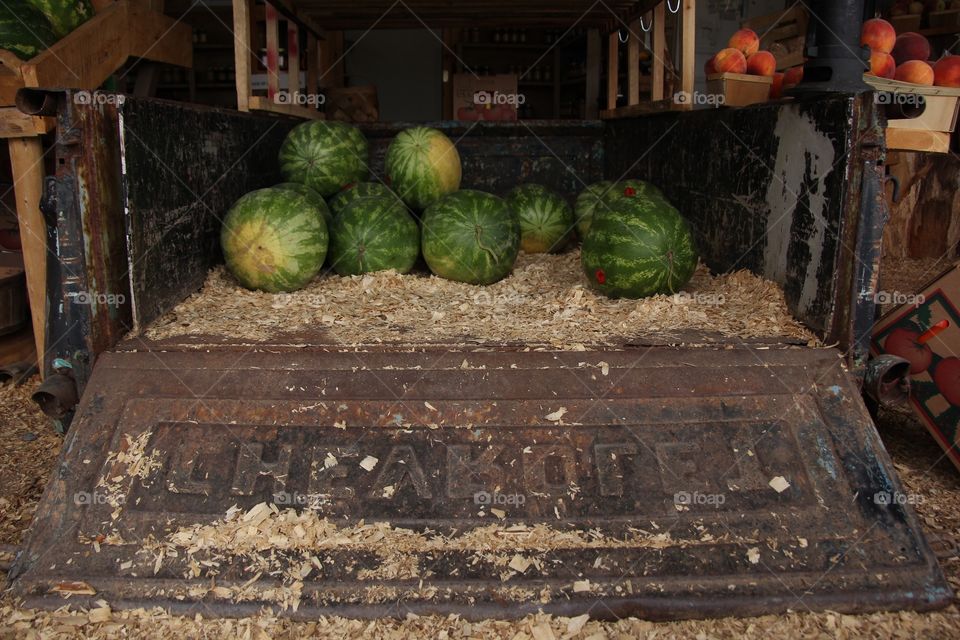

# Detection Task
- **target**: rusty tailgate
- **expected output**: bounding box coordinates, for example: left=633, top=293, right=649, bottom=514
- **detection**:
left=8, top=343, right=951, bottom=620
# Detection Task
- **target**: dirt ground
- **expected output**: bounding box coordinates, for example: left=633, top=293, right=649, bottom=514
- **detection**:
left=1, top=376, right=958, bottom=639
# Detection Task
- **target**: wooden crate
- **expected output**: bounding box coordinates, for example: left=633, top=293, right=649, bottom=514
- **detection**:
left=890, top=14, right=922, bottom=33
left=929, top=9, right=960, bottom=29
left=232, top=0, right=325, bottom=119
left=706, top=73, right=773, bottom=107
left=742, top=6, right=808, bottom=71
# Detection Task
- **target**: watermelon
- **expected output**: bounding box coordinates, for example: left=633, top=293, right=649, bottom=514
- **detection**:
left=221, top=187, right=328, bottom=292
left=421, top=190, right=520, bottom=285
left=26, top=0, right=92, bottom=38
left=385, top=127, right=461, bottom=210
left=505, top=183, right=574, bottom=253
left=328, top=195, right=419, bottom=276
left=581, top=195, right=698, bottom=299
left=328, top=181, right=399, bottom=219
left=0, top=0, right=57, bottom=60
left=600, top=179, right=665, bottom=207
left=273, top=182, right=332, bottom=227
left=574, top=180, right=614, bottom=239
left=279, top=121, right=369, bottom=198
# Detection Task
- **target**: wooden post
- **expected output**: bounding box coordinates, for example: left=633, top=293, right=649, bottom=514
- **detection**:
left=306, top=32, right=318, bottom=99
left=651, top=2, right=666, bottom=102
left=232, top=0, right=251, bottom=111
left=681, top=0, right=696, bottom=109
left=585, top=29, right=600, bottom=119
left=287, top=21, right=299, bottom=101
left=627, top=19, right=640, bottom=105
left=606, top=32, right=618, bottom=111
left=8, top=137, right=46, bottom=375
left=265, top=3, right=279, bottom=101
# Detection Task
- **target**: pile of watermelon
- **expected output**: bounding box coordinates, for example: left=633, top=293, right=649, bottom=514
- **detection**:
left=1, top=0, right=93, bottom=60
left=221, top=119, right=697, bottom=300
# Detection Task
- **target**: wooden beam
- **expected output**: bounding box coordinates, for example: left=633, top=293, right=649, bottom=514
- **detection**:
left=8, top=137, right=46, bottom=376
left=265, top=3, right=280, bottom=101
left=585, top=28, right=600, bottom=119
left=601, top=98, right=674, bottom=119
left=607, top=31, right=618, bottom=111
left=0, top=109, right=53, bottom=138
left=20, top=0, right=192, bottom=89
left=627, top=19, right=640, bottom=105
left=680, top=0, right=695, bottom=110
left=651, top=2, right=665, bottom=101
left=233, top=0, right=252, bottom=111
left=306, top=32, right=318, bottom=100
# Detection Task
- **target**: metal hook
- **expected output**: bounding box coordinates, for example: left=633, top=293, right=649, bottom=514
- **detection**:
left=639, top=16, right=651, bottom=32
left=618, top=28, right=629, bottom=43
left=666, top=0, right=681, bottom=13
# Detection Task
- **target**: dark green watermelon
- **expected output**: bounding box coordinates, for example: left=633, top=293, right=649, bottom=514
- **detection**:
left=329, top=195, right=419, bottom=276
left=279, top=121, right=369, bottom=197
left=0, top=0, right=57, bottom=60
left=273, top=182, right=332, bottom=228
left=421, top=190, right=520, bottom=285
left=327, top=181, right=400, bottom=219
left=574, top=180, right=614, bottom=239
left=581, top=195, right=698, bottom=299
left=505, top=183, right=574, bottom=253
left=600, top=179, right=666, bottom=205
left=26, top=0, right=92, bottom=38
left=221, top=187, right=328, bottom=292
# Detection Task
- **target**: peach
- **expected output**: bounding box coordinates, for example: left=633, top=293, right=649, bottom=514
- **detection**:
left=746, top=51, right=777, bottom=76
left=769, top=72, right=785, bottom=99
left=728, top=29, right=760, bottom=56
left=704, top=55, right=717, bottom=76
left=892, top=32, right=931, bottom=65
left=895, top=59, right=935, bottom=85
left=861, top=18, right=896, bottom=54
left=934, top=55, right=960, bottom=87
left=783, top=65, right=804, bottom=88
left=868, top=51, right=896, bottom=78
left=712, top=47, right=747, bottom=74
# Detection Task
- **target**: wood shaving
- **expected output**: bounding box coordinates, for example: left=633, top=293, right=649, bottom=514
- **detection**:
left=142, top=252, right=814, bottom=347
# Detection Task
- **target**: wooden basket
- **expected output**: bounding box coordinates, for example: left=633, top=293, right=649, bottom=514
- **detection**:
left=929, top=9, right=960, bottom=29
left=865, top=76, right=960, bottom=153
left=706, top=73, right=773, bottom=107
left=890, top=14, right=922, bottom=33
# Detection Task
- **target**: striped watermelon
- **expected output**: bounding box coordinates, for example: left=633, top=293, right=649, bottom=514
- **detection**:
left=506, top=184, right=574, bottom=253
left=279, top=121, right=369, bottom=198
left=581, top=196, right=698, bottom=299
left=221, top=187, right=328, bottom=292
left=328, top=181, right=400, bottom=219
left=0, top=1, right=57, bottom=59
left=574, top=181, right=614, bottom=239
left=385, top=127, right=461, bottom=210
left=273, top=182, right=332, bottom=228
left=329, top=195, right=419, bottom=276
left=421, top=190, right=520, bottom=285
left=26, top=0, right=92, bottom=38
left=600, top=179, right=666, bottom=207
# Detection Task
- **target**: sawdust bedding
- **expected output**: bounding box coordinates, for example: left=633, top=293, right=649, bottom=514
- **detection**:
left=878, top=255, right=957, bottom=315
left=142, top=250, right=815, bottom=347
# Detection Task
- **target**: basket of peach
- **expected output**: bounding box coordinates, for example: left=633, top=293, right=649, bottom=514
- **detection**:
left=704, top=28, right=783, bottom=107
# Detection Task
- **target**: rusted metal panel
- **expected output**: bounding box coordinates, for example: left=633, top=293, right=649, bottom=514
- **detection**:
left=361, top=121, right=605, bottom=200
left=603, top=94, right=884, bottom=358
left=11, top=345, right=951, bottom=620
left=117, top=99, right=299, bottom=333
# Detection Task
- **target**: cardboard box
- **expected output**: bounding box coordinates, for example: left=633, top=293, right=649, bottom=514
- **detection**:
left=452, top=74, right=519, bottom=121
left=871, top=263, right=960, bottom=472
